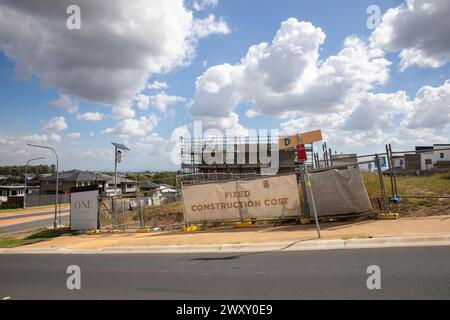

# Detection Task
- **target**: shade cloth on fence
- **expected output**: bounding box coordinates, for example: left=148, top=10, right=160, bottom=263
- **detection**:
left=310, top=167, right=373, bottom=217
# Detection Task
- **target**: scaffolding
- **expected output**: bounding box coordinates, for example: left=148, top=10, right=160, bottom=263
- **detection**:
left=180, top=133, right=318, bottom=175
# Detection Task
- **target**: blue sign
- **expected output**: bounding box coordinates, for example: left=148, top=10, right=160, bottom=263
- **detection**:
left=376, top=156, right=387, bottom=167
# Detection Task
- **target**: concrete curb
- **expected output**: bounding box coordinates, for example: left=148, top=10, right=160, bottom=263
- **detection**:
left=1, top=234, right=450, bottom=254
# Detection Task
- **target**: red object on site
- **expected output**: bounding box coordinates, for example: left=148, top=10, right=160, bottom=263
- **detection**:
left=296, top=144, right=307, bottom=162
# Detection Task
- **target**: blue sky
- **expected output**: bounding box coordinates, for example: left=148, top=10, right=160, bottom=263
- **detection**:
left=0, top=0, right=449, bottom=171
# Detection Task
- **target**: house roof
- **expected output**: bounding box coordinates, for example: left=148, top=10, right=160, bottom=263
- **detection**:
left=160, top=184, right=175, bottom=189
left=139, top=181, right=160, bottom=189
left=99, top=174, right=136, bottom=185
left=40, top=170, right=109, bottom=182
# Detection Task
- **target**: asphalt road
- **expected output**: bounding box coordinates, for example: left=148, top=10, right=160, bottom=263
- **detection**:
left=0, top=246, right=449, bottom=300
left=0, top=210, right=69, bottom=234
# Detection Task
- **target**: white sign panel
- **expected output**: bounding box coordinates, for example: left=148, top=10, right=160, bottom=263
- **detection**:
left=182, top=174, right=301, bottom=223
left=70, top=190, right=99, bottom=231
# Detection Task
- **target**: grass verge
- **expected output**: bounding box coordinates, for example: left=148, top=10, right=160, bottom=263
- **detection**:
left=0, top=228, right=70, bottom=248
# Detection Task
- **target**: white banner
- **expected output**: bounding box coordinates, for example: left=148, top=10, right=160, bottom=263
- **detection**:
left=182, top=174, right=301, bottom=223
left=70, top=190, right=99, bottom=230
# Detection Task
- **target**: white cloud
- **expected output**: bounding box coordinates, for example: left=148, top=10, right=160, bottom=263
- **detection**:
left=149, top=92, right=185, bottom=112
left=135, top=94, right=151, bottom=110
left=401, top=80, right=450, bottom=129
left=147, top=81, right=168, bottom=90
left=76, top=112, right=105, bottom=122
left=343, top=91, right=410, bottom=131
left=0, top=0, right=229, bottom=118
left=67, top=132, right=81, bottom=139
left=48, top=95, right=78, bottom=114
left=0, top=134, right=15, bottom=145
left=112, top=105, right=135, bottom=120
left=192, top=0, right=218, bottom=11
left=22, top=133, right=61, bottom=143
left=43, top=116, right=68, bottom=132
left=103, top=114, right=159, bottom=137
left=190, top=18, right=390, bottom=131
left=371, top=0, right=450, bottom=70
left=245, top=109, right=260, bottom=118
left=192, top=14, right=230, bottom=39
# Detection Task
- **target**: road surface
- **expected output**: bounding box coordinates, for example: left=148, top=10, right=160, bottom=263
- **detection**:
left=0, top=246, right=449, bottom=299
left=0, top=208, right=69, bottom=234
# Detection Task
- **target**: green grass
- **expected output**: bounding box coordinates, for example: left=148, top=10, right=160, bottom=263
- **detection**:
left=0, top=228, right=70, bottom=248
left=363, top=172, right=450, bottom=198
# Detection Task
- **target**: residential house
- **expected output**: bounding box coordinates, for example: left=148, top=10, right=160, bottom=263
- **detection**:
left=100, top=174, right=139, bottom=196
left=0, top=185, right=40, bottom=204
left=392, top=155, right=406, bottom=170
left=416, top=144, right=450, bottom=171
left=139, top=181, right=160, bottom=194
left=40, top=169, right=108, bottom=195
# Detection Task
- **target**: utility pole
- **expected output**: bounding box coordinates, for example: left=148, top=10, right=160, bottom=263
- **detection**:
left=27, top=144, right=60, bottom=228
left=111, top=142, right=130, bottom=229
left=24, top=157, right=44, bottom=209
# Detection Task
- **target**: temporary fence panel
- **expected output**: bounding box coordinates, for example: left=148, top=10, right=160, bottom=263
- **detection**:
left=181, top=174, right=301, bottom=223
left=310, top=167, right=373, bottom=217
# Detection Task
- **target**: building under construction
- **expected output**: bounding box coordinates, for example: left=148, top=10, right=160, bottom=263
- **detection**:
left=180, top=135, right=315, bottom=175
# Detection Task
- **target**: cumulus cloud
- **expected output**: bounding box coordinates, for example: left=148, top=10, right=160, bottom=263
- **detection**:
left=76, top=112, right=105, bottom=122
left=147, top=81, right=168, bottom=90
left=102, top=114, right=159, bottom=137
left=371, top=0, right=450, bottom=70
left=48, top=94, right=78, bottom=114
left=43, top=116, right=68, bottom=132
left=191, top=14, right=230, bottom=38
left=191, top=0, right=218, bottom=11
left=0, top=0, right=230, bottom=118
left=190, top=18, right=390, bottom=130
left=149, top=92, right=185, bottom=112
left=280, top=80, right=450, bottom=148
left=22, top=133, right=62, bottom=143
left=401, top=80, right=450, bottom=129
left=67, top=132, right=81, bottom=139
left=0, top=134, right=15, bottom=145
left=183, top=16, right=448, bottom=149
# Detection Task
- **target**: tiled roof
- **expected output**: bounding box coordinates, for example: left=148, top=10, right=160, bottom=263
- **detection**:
left=139, top=181, right=160, bottom=189
left=40, top=170, right=109, bottom=182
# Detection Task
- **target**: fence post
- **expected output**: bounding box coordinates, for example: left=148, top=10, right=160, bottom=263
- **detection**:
left=385, top=144, right=395, bottom=197
left=375, top=154, right=390, bottom=213
left=389, top=144, right=399, bottom=197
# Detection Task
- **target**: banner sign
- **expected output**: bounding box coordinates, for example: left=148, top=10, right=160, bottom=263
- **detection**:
left=70, top=189, right=99, bottom=231
left=182, top=174, right=301, bottom=223
left=299, top=129, right=323, bottom=144
left=278, top=135, right=299, bottom=150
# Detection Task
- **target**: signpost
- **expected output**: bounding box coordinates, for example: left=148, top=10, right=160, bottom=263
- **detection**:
left=297, top=144, right=321, bottom=238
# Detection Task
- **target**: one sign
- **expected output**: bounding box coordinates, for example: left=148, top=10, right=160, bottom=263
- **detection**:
left=299, top=129, right=323, bottom=144
left=182, top=174, right=301, bottom=223
left=70, top=189, right=99, bottom=231
left=296, top=144, right=307, bottom=162
left=278, top=135, right=299, bottom=150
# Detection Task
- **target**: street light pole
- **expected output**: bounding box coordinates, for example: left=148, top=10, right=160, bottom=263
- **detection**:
left=111, top=142, right=130, bottom=229
left=24, top=157, right=45, bottom=209
left=27, top=144, right=60, bottom=228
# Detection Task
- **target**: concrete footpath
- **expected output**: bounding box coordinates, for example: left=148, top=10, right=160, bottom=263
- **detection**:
left=2, top=215, right=450, bottom=254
